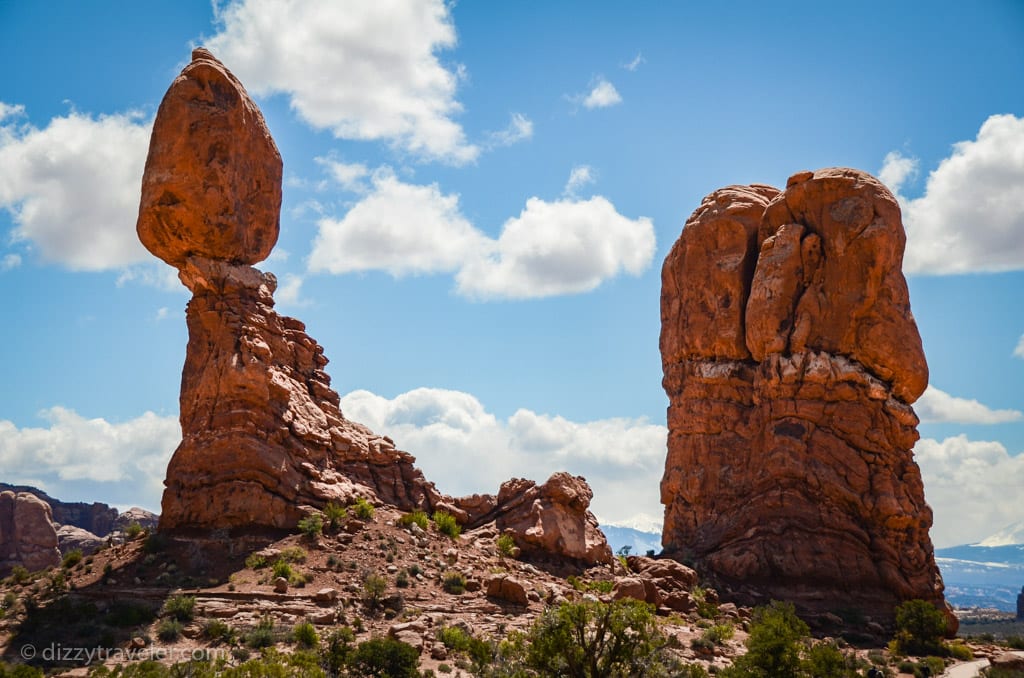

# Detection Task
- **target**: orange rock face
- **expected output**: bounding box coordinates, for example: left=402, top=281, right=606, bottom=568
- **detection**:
left=137, top=49, right=281, bottom=267
left=660, top=168, right=952, bottom=631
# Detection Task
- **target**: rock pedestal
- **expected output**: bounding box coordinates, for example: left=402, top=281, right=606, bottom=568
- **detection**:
left=659, top=168, right=952, bottom=631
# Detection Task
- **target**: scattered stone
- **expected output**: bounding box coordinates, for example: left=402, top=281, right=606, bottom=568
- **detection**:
left=273, top=577, right=288, bottom=594
left=991, top=653, right=1024, bottom=671
left=314, top=588, right=337, bottom=604
left=486, top=575, right=529, bottom=606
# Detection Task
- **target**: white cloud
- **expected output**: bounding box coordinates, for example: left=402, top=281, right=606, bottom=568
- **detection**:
left=309, top=168, right=655, bottom=299
left=0, top=105, right=152, bottom=271
left=1, top=253, right=20, bottom=271
left=0, top=102, right=25, bottom=123
left=275, top=273, right=308, bottom=307
left=486, top=113, right=533, bottom=148
left=340, top=387, right=666, bottom=525
left=582, top=78, right=622, bottom=109
left=916, top=385, right=1022, bottom=424
left=894, top=114, right=1024, bottom=274
left=916, top=435, right=1024, bottom=547
left=0, top=407, right=180, bottom=507
left=308, top=169, right=487, bottom=276
left=456, top=196, right=655, bottom=299
left=155, top=307, right=169, bottom=321
left=623, top=52, right=645, bottom=72
left=205, top=0, right=478, bottom=164
left=316, top=157, right=370, bottom=193
left=878, top=150, right=918, bottom=195
left=1014, top=334, right=1024, bottom=359
left=564, top=165, right=595, bottom=197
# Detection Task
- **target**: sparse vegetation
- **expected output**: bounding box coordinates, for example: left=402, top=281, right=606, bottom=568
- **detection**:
left=395, top=569, right=410, bottom=588
left=433, top=510, right=461, bottom=539
left=245, top=553, right=267, bottom=569
left=892, top=599, right=948, bottom=657
left=124, top=522, right=144, bottom=539
left=352, top=497, right=375, bottom=520
left=292, top=620, right=318, bottom=648
left=362, top=573, right=388, bottom=610
left=297, top=512, right=323, bottom=539
left=157, top=618, right=183, bottom=641
left=9, top=566, right=30, bottom=585
left=279, top=546, right=307, bottom=562
left=443, top=571, right=467, bottom=594
left=567, top=575, right=615, bottom=594
left=349, top=637, right=420, bottom=678
left=203, top=619, right=234, bottom=644
left=323, top=627, right=356, bottom=674
left=245, top=616, right=277, bottom=649
left=323, top=501, right=347, bottom=530
left=161, top=594, right=195, bottom=621
left=497, top=533, right=517, bottom=558
left=62, top=549, right=83, bottom=568
left=398, top=510, right=429, bottom=530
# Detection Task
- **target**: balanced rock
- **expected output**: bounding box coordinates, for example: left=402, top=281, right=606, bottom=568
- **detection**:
left=140, top=51, right=443, bottom=530
left=0, top=491, right=61, bottom=574
left=660, top=168, right=951, bottom=631
left=137, top=48, right=281, bottom=267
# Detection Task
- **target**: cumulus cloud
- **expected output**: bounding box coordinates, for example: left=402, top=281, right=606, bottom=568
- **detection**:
left=486, top=113, right=533, bottom=148
left=582, top=78, right=622, bottom=109
left=309, top=167, right=655, bottom=299
left=315, top=157, right=371, bottom=193
left=205, top=0, right=477, bottom=164
left=340, top=387, right=666, bottom=525
left=1014, top=334, right=1024, bottom=359
left=0, top=407, right=180, bottom=508
left=275, top=273, right=309, bottom=307
left=889, top=114, right=1024, bottom=274
left=456, top=196, right=655, bottom=299
left=308, top=169, right=487, bottom=276
left=916, top=385, right=1022, bottom=424
left=878, top=150, right=918, bottom=194
left=0, top=105, right=152, bottom=271
left=916, top=435, right=1024, bottom=547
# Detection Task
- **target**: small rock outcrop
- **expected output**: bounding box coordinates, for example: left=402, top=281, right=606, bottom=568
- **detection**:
left=0, top=491, right=60, bottom=574
left=113, top=507, right=160, bottom=533
left=139, top=50, right=443, bottom=530
left=456, top=473, right=613, bottom=566
left=56, top=525, right=104, bottom=556
left=660, top=168, right=951, bottom=630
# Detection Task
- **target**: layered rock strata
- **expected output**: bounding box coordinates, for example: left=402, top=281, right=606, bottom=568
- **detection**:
left=660, top=168, right=951, bottom=629
left=0, top=491, right=60, bottom=575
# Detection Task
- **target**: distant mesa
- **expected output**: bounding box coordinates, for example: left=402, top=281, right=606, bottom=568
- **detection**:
left=136, top=49, right=611, bottom=566
left=659, top=167, right=953, bottom=633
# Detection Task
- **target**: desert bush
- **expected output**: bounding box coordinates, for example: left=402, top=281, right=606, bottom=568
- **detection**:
left=292, top=620, right=318, bottom=648
left=947, top=641, right=973, bottom=660
left=691, top=585, right=719, bottom=619
left=245, top=553, right=267, bottom=569
left=203, top=619, right=234, bottom=643
left=893, top=599, right=947, bottom=656
left=433, top=511, right=461, bottom=539
left=725, top=601, right=808, bottom=678
left=438, top=626, right=473, bottom=652
left=47, top=570, right=66, bottom=594
left=395, top=569, right=410, bottom=588
left=297, top=513, right=323, bottom=539
left=245, top=616, right=276, bottom=649
left=279, top=546, right=307, bottom=562
left=503, top=598, right=678, bottom=677
left=272, top=560, right=293, bottom=581
left=0, top=661, right=44, bottom=678
left=323, top=501, right=347, bottom=530
left=704, top=622, right=734, bottom=645
left=9, top=566, right=29, bottom=585
left=349, top=637, right=420, bottom=678
left=143, top=532, right=167, bottom=554
left=352, top=497, right=375, bottom=520
left=321, top=627, right=356, bottom=674
left=497, top=533, right=517, bottom=558
left=1004, top=635, right=1024, bottom=650
left=362, top=573, right=388, bottom=610
left=157, top=618, right=183, bottom=641
left=125, top=522, right=144, bottom=539
left=442, top=571, right=467, bottom=595
left=62, top=549, right=83, bottom=569
left=398, top=510, right=429, bottom=530
left=802, top=641, right=857, bottom=678
left=161, top=594, right=195, bottom=621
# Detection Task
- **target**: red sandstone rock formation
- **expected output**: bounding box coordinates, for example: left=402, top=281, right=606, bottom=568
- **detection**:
left=660, top=168, right=952, bottom=631
left=139, top=48, right=612, bottom=568
left=0, top=491, right=60, bottom=574
left=456, top=473, right=613, bottom=565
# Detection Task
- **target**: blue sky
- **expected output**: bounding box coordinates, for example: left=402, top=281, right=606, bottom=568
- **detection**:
left=1, top=1, right=1022, bottom=546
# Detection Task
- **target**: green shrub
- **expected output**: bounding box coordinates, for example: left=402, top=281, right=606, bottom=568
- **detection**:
left=704, top=623, right=734, bottom=645
left=323, top=627, right=356, bottom=674
left=398, top=510, right=429, bottom=530
left=293, top=620, right=318, bottom=648
left=157, top=618, right=183, bottom=641
left=245, top=616, right=276, bottom=648
left=323, top=501, right=347, bottom=530
left=272, top=560, right=293, bottom=580
left=362, top=573, right=388, bottom=610
left=442, top=571, right=466, bottom=594
left=438, top=626, right=473, bottom=652
left=9, top=566, right=29, bottom=584
left=297, top=513, right=323, bottom=539
left=893, top=599, right=947, bottom=656
left=48, top=570, right=66, bottom=593
left=691, top=585, right=719, bottom=619
left=279, top=546, right=308, bottom=562
left=203, top=619, right=234, bottom=643
left=125, top=522, right=144, bottom=539
left=947, top=641, right=973, bottom=660
left=433, top=511, right=461, bottom=539
left=348, top=637, right=420, bottom=678
left=352, top=497, right=375, bottom=520
left=497, top=533, right=517, bottom=558
left=143, top=532, right=168, bottom=554
left=802, top=641, right=854, bottom=678
left=395, top=569, right=410, bottom=588
left=1005, top=635, right=1024, bottom=650
left=62, top=549, right=83, bottom=568
left=0, top=661, right=45, bottom=677
left=161, top=594, right=195, bottom=621
left=245, top=553, right=267, bottom=569
left=728, top=601, right=808, bottom=678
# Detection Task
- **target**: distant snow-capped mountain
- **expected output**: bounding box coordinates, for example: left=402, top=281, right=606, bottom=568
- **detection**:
left=935, top=521, right=1024, bottom=612
left=600, top=513, right=663, bottom=534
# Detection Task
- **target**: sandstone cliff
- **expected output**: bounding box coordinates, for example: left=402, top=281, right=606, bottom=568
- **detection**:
left=660, top=168, right=952, bottom=631
left=0, top=491, right=60, bottom=575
